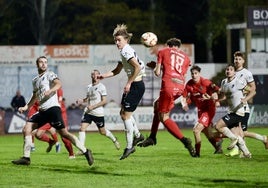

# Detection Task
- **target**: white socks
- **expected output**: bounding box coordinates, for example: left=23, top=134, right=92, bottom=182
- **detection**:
left=105, top=129, right=117, bottom=142
left=24, top=135, right=32, bottom=158
left=72, top=134, right=87, bottom=153
left=78, top=131, right=86, bottom=146
left=131, top=116, right=140, bottom=138
left=237, top=136, right=250, bottom=155
left=222, top=127, right=237, bottom=140
left=123, top=118, right=134, bottom=149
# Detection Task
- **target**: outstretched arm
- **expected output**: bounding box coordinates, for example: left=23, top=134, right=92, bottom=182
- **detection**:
left=18, top=92, right=37, bottom=113
left=98, top=62, right=123, bottom=79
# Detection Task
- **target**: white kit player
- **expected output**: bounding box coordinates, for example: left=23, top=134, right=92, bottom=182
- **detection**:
left=215, top=64, right=256, bottom=158
left=227, top=51, right=268, bottom=157
left=98, top=24, right=146, bottom=160
left=76, top=69, right=120, bottom=151
left=12, top=56, right=94, bottom=166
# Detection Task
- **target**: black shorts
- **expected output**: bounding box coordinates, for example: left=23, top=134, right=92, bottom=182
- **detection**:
left=81, top=113, right=105, bottom=128
left=221, top=113, right=243, bottom=129
left=121, top=80, right=145, bottom=112
left=241, top=113, right=250, bottom=131
left=29, top=106, right=65, bottom=130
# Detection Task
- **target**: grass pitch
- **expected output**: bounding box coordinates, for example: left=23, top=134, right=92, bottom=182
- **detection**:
left=1, top=128, right=268, bottom=188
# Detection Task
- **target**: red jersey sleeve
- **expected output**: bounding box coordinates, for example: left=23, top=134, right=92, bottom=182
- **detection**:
left=27, top=101, right=39, bottom=118
left=57, top=88, right=63, bottom=98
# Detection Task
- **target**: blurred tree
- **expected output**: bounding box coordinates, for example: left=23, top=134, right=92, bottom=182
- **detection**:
left=53, top=0, right=172, bottom=44
left=23, top=0, right=61, bottom=45
left=0, top=0, right=61, bottom=45
left=0, top=0, right=266, bottom=62
left=0, top=0, right=17, bottom=44
left=0, top=0, right=14, bottom=17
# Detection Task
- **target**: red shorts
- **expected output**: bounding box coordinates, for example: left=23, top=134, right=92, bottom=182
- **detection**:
left=158, top=89, right=181, bottom=113
left=38, top=123, right=52, bottom=130
left=197, top=108, right=215, bottom=127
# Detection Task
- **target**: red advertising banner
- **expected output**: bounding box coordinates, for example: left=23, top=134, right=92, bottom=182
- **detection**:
left=44, top=45, right=90, bottom=58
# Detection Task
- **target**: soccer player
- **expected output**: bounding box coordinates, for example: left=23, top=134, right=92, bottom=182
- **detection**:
left=226, top=51, right=268, bottom=156
left=76, top=69, right=120, bottom=152
left=12, top=56, right=93, bottom=166
left=181, top=65, right=223, bottom=157
left=152, top=37, right=195, bottom=157
left=98, top=24, right=145, bottom=160
left=29, top=89, right=75, bottom=159
left=138, top=42, right=193, bottom=151
left=28, top=101, right=61, bottom=153
left=215, top=64, right=255, bottom=158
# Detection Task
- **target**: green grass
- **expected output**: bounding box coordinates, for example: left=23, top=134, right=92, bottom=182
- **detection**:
left=1, top=128, right=268, bottom=188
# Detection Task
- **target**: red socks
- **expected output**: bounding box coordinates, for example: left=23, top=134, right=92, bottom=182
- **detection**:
left=62, top=137, right=74, bottom=156
left=195, top=143, right=201, bottom=155
left=163, top=119, right=184, bottom=140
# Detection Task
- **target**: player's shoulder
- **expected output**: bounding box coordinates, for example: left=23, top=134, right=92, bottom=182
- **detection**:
left=45, top=70, right=58, bottom=80
left=121, top=44, right=134, bottom=53
left=87, top=84, right=93, bottom=88
left=98, top=82, right=106, bottom=88
left=45, top=70, right=56, bottom=75
left=221, top=78, right=228, bottom=85
left=237, top=68, right=252, bottom=74
left=200, top=77, right=210, bottom=84
left=32, top=75, right=39, bottom=82
left=186, top=79, right=195, bottom=86
left=158, top=47, right=170, bottom=53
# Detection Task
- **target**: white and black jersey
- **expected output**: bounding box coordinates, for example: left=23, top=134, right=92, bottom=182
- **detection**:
left=120, top=44, right=145, bottom=81
left=236, top=68, right=254, bottom=84
left=32, top=70, right=60, bottom=111
left=85, top=82, right=107, bottom=117
left=220, top=76, right=247, bottom=116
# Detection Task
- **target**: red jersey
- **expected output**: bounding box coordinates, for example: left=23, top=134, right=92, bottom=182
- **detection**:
left=57, top=88, right=68, bottom=126
left=183, top=77, right=219, bottom=110
left=183, top=77, right=219, bottom=126
left=27, top=101, right=39, bottom=118
left=158, top=47, right=191, bottom=92
left=57, top=88, right=65, bottom=111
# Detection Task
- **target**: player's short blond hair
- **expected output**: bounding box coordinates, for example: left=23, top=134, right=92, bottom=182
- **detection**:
left=113, top=24, right=133, bottom=42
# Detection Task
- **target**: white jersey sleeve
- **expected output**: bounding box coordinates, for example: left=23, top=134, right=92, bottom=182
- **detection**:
left=32, top=71, right=60, bottom=111
left=220, top=77, right=247, bottom=116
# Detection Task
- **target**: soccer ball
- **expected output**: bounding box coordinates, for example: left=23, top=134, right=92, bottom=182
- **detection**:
left=141, top=32, right=158, bottom=47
